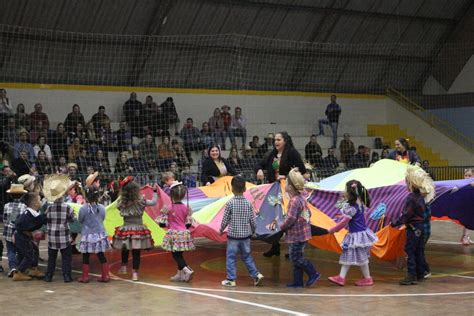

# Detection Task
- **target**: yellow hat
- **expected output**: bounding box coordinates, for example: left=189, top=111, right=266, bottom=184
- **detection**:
left=7, top=184, right=27, bottom=194
left=43, top=174, right=70, bottom=202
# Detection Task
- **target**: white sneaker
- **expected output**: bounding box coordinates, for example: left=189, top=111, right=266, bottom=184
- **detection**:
left=221, top=279, right=236, bottom=287
left=170, top=270, right=183, bottom=282
left=254, top=272, right=264, bottom=286
left=182, top=266, right=194, bottom=282
left=132, top=271, right=139, bottom=281
left=118, top=265, right=127, bottom=274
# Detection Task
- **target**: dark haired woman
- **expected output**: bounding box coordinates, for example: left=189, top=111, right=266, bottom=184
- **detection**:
left=64, top=104, right=86, bottom=133
left=254, top=131, right=307, bottom=257
left=388, top=138, right=420, bottom=165
left=327, top=180, right=377, bottom=286
left=200, top=144, right=236, bottom=186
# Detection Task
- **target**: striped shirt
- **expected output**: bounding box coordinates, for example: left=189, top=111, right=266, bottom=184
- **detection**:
left=220, top=196, right=256, bottom=239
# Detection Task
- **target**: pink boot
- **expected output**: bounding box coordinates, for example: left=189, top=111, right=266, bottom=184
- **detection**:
left=355, top=277, right=374, bottom=286
left=328, top=275, right=345, bottom=286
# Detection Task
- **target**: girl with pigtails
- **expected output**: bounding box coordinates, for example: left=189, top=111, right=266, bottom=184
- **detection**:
left=327, top=180, right=378, bottom=286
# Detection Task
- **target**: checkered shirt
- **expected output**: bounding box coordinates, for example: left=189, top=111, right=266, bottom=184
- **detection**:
left=220, top=196, right=256, bottom=239
left=280, top=194, right=312, bottom=243
left=3, top=200, right=27, bottom=242
left=47, top=201, right=76, bottom=249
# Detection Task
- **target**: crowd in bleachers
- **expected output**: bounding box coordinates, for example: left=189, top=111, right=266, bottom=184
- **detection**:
left=1, top=88, right=414, bottom=192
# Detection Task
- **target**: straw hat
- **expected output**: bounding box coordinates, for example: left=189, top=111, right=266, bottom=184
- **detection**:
left=85, top=171, right=99, bottom=187
left=405, top=165, right=435, bottom=203
left=287, top=168, right=305, bottom=192
left=18, top=174, right=36, bottom=189
left=67, top=163, right=78, bottom=170
left=17, top=128, right=29, bottom=137
left=7, top=183, right=27, bottom=194
left=43, top=174, right=70, bottom=202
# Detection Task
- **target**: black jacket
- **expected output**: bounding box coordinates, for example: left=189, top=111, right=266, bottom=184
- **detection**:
left=255, top=147, right=306, bottom=183
left=15, top=210, right=47, bottom=233
left=201, top=157, right=236, bottom=184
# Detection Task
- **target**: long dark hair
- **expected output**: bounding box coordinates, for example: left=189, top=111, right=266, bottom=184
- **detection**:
left=396, top=138, right=410, bottom=153
left=273, top=131, right=295, bottom=170
left=207, top=143, right=222, bottom=161
left=345, top=180, right=371, bottom=207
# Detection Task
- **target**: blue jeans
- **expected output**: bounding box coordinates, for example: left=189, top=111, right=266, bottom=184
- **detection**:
left=405, top=223, right=425, bottom=278
left=318, top=119, right=338, bottom=148
left=226, top=238, right=258, bottom=280
left=6, top=240, right=17, bottom=270
left=229, top=128, right=247, bottom=147
left=289, top=241, right=307, bottom=268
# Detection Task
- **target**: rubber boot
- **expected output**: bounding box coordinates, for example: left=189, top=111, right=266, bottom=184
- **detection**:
left=182, top=266, right=194, bottom=282
left=170, top=270, right=183, bottom=282
left=97, top=263, right=110, bottom=282
left=263, top=242, right=280, bottom=258
left=287, top=267, right=304, bottom=288
left=78, top=264, right=90, bottom=283
left=302, top=260, right=320, bottom=287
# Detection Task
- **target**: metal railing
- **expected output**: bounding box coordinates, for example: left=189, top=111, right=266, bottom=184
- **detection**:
left=386, top=88, right=474, bottom=154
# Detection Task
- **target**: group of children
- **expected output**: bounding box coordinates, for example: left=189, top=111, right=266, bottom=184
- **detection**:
left=2, top=164, right=435, bottom=287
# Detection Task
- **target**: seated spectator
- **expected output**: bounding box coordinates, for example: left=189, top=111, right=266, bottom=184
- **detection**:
left=12, top=150, right=34, bottom=176
left=142, top=95, right=159, bottom=136
left=85, top=122, right=100, bottom=153
left=339, top=133, right=355, bottom=165
left=200, top=122, right=213, bottom=148
left=168, top=161, right=181, bottom=181
left=94, top=149, right=111, bottom=173
left=208, top=108, right=226, bottom=150
left=305, top=135, right=323, bottom=167
left=67, top=162, right=79, bottom=181
left=221, top=105, right=232, bottom=147
left=14, top=103, right=30, bottom=131
left=422, top=160, right=435, bottom=180
left=69, top=123, right=87, bottom=144
left=68, top=137, right=83, bottom=162
left=322, top=147, right=339, bottom=174
left=139, top=134, right=158, bottom=170
left=123, top=92, right=143, bottom=138
left=227, top=147, right=242, bottom=173
left=49, top=123, right=68, bottom=158
left=256, top=133, right=274, bottom=159
left=241, top=147, right=257, bottom=172
left=128, top=149, right=149, bottom=174
left=155, top=105, right=170, bottom=138
left=348, top=145, right=369, bottom=169
left=369, top=152, right=380, bottom=166
left=29, top=103, right=49, bottom=130
left=55, top=156, right=68, bottom=174
left=90, top=105, right=110, bottom=132
left=157, top=136, right=175, bottom=171
left=3, top=117, right=18, bottom=146
left=388, top=138, right=420, bottom=165
left=200, top=144, right=236, bottom=185
left=115, top=120, right=132, bottom=153
left=0, top=89, right=13, bottom=137
left=181, top=164, right=197, bottom=188
left=64, top=104, right=86, bottom=133
left=14, top=129, right=35, bottom=162
left=99, top=119, right=116, bottom=152
left=34, top=150, right=53, bottom=175
left=249, top=135, right=260, bottom=151
left=229, top=106, right=247, bottom=148
left=179, top=117, right=204, bottom=163
left=171, top=139, right=189, bottom=167
left=197, top=149, right=208, bottom=176
left=29, top=121, right=48, bottom=144
left=380, top=148, right=390, bottom=159
left=114, top=152, right=131, bottom=175
left=33, top=136, right=52, bottom=161
left=75, top=148, right=91, bottom=174
left=160, top=97, right=180, bottom=136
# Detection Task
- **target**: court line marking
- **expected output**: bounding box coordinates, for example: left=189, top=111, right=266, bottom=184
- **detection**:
left=429, top=240, right=463, bottom=245
left=0, top=254, right=306, bottom=316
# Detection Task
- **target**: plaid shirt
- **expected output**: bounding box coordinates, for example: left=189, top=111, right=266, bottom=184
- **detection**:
left=47, top=201, right=76, bottom=249
left=3, top=200, right=27, bottom=242
left=280, top=194, right=312, bottom=243
left=220, top=196, right=256, bottom=239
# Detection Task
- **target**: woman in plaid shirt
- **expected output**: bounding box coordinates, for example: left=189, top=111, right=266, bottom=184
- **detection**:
left=279, top=169, right=320, bottom=288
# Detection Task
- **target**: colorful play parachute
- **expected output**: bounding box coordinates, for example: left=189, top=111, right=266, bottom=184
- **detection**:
left=77, top=160, right=471, bottom=261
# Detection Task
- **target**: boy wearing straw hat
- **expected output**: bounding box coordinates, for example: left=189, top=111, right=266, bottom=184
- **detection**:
left=42, top=174, right=77, bottom=283
left=2, top=183, right=27, bottom=277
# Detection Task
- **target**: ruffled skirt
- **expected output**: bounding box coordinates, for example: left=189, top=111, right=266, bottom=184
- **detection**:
left=79, top=232, right=111, bottom=253
left=161, top=230, right=195, bottom=252
left=112, top=225, right=154, bottom=250
left=340, top=228, right=378, bottom=266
